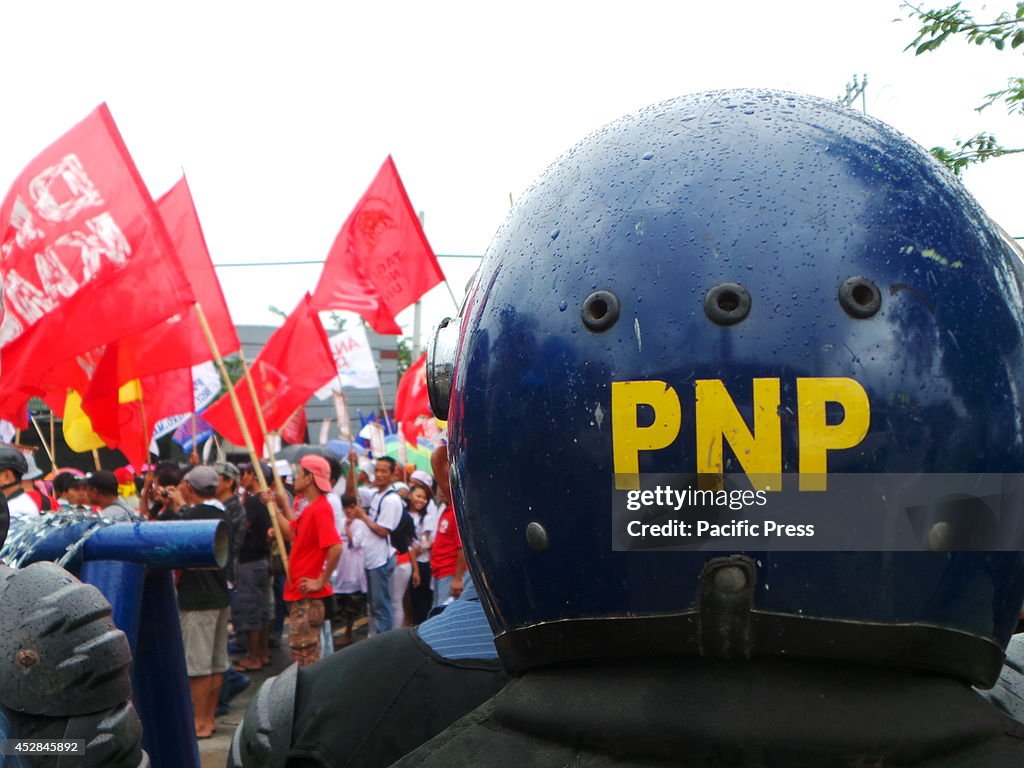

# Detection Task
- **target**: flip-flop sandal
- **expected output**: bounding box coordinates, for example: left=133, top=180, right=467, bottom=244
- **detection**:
left=233, top=660, right=262, bottom=672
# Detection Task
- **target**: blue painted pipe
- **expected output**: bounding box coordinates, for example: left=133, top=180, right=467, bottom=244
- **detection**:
left=21, top=518, right=228, bottom=768
left=80, top=560, right=147, bottom=651
left=133, top=568, right=201, bottom=768
left=20, top=520, right=227, bottom=570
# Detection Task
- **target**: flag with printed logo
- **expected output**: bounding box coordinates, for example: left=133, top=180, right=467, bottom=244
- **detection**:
left=203, top=293, right=336, bottom=451
left=309, top=157, right=444, bottom=334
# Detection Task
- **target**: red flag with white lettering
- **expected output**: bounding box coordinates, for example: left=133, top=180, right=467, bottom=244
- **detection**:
left=82, top=177, right=239, bottom=387
left=74, top=176, right=240, bottom=426
left=310, top=156, right=444, bottom=334
left=0, top=104, right=195, bottom=417
left=204, top=293, right=336, bottom=451
left=395, top=353, right=431, bottom=446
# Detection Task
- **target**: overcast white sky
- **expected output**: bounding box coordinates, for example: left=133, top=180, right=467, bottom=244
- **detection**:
left=2, top=1, right=1022, bottom=348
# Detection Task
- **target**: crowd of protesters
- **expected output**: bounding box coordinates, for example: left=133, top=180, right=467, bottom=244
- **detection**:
left=0, top=441, right=465, bottom=741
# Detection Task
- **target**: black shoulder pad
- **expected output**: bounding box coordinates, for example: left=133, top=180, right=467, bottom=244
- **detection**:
left=10, top=700, right=148, bottom=767
left=229, top=662, right=299, bottom=768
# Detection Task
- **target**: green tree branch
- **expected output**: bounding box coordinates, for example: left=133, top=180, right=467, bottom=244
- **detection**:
left=903, top=2, right=1024, bottom=174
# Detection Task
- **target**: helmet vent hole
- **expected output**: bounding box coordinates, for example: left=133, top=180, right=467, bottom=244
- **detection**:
left=580, top=291, right=620, bottom=332
left=704, top=283, right=751, bottom=326
left=839, top=276, right=881, bottom=319
left=717, top=292, right=740, bottom=312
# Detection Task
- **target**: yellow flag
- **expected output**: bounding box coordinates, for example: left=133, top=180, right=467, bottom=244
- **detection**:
left=62, top=381, right=143, bottom=453
left=63, top=390, right=105, bottom=453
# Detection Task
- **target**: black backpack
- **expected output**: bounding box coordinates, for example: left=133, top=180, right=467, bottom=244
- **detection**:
left=376, top=489, right=416, bottom=555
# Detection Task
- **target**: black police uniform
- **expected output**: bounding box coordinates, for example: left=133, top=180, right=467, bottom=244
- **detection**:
left=394, top=651, right=1024, bottom=767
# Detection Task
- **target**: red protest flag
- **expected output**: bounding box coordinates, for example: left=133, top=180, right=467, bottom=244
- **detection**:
left=310, top=156, right=444, bottom=334
left=204, top=293, right=336, bottom=451
left=279, top=406, right=308, bottom=445
left=81, top=350, right=194, bottom=467
left=395, top=352, right=431, bottom=446
left=68, top=176, right=241, bottom=405
left=0, top=105, right=195, bottom=415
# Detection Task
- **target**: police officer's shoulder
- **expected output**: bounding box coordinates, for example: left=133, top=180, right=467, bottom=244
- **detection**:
left=232, top=628, right=508, bottom=768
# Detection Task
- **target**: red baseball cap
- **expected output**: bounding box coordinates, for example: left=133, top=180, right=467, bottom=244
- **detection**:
left=298, top=455, right=333, bottom=493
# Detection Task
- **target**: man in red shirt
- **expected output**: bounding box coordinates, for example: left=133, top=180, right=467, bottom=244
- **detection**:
left=429, top=445, right=467, bottom=608
left=273, top=455, right=342, bottom=666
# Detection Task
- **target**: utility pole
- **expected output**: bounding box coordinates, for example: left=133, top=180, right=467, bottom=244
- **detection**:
left=838, top=74, right=868, bottom=114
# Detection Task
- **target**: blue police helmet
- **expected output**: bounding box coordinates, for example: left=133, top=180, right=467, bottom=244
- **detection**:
left=428, top=89, right=1024, bottom=686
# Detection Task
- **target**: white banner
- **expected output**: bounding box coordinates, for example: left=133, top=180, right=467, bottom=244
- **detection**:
left=315, top=325, right=380, bottom=399
left=397, top=427, right=407, bottom=465
left=151, top=362, right=221, bottom=439
left=366, top=422, right=386, bottom=458
left=334, top=392, right=353, bottom=441
left=318, top=418, right=332, bottom=445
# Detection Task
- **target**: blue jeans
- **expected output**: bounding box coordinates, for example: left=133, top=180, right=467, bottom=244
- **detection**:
left=433, top=571, right=473, bottom=608
left=433, top=575, right=454, bottom=608
left=366, top=555, right=396, bottom=634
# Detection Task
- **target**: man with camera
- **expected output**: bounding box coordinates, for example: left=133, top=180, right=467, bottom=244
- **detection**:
left=159, top=465, right=231, bottom=739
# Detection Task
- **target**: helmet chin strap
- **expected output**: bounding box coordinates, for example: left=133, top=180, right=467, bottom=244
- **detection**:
left=1, top=479, right=22, bottom=492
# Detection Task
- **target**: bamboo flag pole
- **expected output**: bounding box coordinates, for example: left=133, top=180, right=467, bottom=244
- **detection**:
left=193, top=303, right=291, bottom=581
left=48, top=414, right=56, bottom=469
left=375, top=378, right=394, bottom=436
left=138, top=389, right=150, bottom=467
left=29, top=414, right=55, bottom=468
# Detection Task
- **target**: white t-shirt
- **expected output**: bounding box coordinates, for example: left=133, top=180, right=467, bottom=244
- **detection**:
left=363, top=486, right=402, bottom=570
left=326, top=493, right=344, bottom=536
left=7, top=490, right=40, bottom=521
left=415, top=506, right=440, bottom=564
left=332, top=517, right=369, bottom=594
left=356, top=486, right=375, bottom=508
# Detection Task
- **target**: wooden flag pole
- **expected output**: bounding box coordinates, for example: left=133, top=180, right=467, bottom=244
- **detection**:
left=375, top=378, right=394, bottom=436
left=91, top=448, right=101, bottom=471
left=29, top=414, right=55, bottom=468
left=138, top=388, right=151, bottom=468
left=49, top=413, right=56, bottom=469
left=193, top=303, right=291, bottom=581
left=190, top=410, right=199, bottom=463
